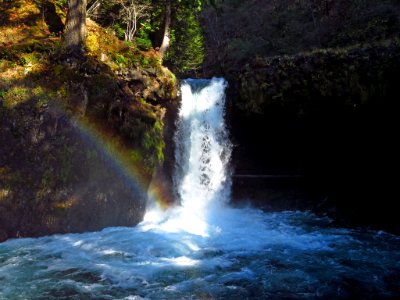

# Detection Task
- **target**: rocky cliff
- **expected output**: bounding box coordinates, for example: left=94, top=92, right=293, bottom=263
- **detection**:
left=228, top=42, right=400, bottom=233
left=0, top=0, right=178, bottom=242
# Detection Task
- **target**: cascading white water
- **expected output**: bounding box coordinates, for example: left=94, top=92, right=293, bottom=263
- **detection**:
left=175, top=78, right=231, bottom=208
left=143, top=78, right=231, bottom=237
left=175, top=78, right=231, bottom=210
left=1, top=78, right=400, bottom=300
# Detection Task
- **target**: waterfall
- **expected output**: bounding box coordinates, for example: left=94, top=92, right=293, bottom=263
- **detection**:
left=174, top=78, right=231, bottom=211
left=143, top=78, right=231, bottom=237
left=1, top=78, right=399, bottom=300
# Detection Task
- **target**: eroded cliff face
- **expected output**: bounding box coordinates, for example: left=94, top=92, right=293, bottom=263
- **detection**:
left=227, top=43, right=400, bottom=233
left=0, top=58, right=178, bottom=242
left=0, top=1, right=179, bottom=242
left=197, top=0, right=400, bottom=233
left=0, top=110, right=147, bottom=241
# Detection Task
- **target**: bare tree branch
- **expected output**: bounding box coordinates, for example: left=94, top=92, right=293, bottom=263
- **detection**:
left=116, top=0, right=150, bottom=41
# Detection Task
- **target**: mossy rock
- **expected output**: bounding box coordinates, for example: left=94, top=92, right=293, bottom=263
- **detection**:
left=236, top=41, right=400, bottom=114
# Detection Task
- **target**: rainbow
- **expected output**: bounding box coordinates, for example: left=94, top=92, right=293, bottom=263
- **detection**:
left=70, top=114, right=172, bottom=213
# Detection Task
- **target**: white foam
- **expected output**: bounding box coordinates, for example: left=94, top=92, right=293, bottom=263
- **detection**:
left=1, top=79, right=399, bottom=299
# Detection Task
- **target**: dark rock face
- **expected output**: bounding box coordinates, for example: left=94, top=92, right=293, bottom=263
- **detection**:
left=0, top=0, right=180, bottom=242
left=231, top=176, right=328, bottom=213
left=227, top=43, right=400, bottom=234
left=148, top=98, right=179, bottom=207
left=199, top=1, right=400, bottom=234
left=0, top=104, right=147, bottom=242
left=0, top=58, right=177, bottom=242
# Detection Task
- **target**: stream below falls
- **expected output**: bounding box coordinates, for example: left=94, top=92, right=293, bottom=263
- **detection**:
left=1, top=78, right=399, bottom=299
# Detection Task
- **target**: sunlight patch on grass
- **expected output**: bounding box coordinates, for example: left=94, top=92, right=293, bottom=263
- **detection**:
left=0, top=189, right=11, bottom=201
left=1, top=85, right=31, bottom=108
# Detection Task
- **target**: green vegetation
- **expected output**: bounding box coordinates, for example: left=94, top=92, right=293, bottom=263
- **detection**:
left=201, top=0, right=400, bottom=75
left=1, top=0, right=399, bottom=239
left=0, top=0, right=179, bottom=241
left=84, top=0, right=206, bottom=75
left=238, top=41, right=400, bottom=114
left=165, top=7, right=205, bottom=75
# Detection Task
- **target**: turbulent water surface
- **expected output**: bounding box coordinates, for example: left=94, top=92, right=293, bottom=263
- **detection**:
left=1, top=78, right=400, bottom=299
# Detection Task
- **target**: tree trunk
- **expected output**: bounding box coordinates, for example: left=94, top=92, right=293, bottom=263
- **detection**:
left=64, top=0, right=87, bottom=57
left=158, top=0, right=171, bottom=59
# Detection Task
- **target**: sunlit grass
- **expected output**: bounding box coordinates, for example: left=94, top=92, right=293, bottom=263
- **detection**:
left=0, top=0, right=49, bottom=44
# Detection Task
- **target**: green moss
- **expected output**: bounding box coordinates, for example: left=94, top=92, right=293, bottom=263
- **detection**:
left=32, top=86, right=51, bottom=107
left=143, top=118, right=165, bottom=166
left=237, top=41, right=400, bottom=114
left=54, top=64, right=64, bottom=76
left=130, top=149, right=144, bottom=163
left=59, top=147, right=74, bottom=184
left=141, top=57, right=150, bottom=67
left=87, top=73, right=118, bottom=98
left=2, top=86, right=31, bottom=108
left=113, top=53, right=128, bottom=66
left=39, top=168, right=56, bottom=193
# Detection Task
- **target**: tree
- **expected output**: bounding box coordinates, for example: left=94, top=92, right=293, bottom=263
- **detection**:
left=157, top=0, right=203, bottom=59
left=165, top=7, right=204, bottom=75
left=117, top=0, right=151, bottom=42
left=64, top=0, right=88, bottom=57
left=87, top=0, right=102, bottom=17
left=158, top=0, right=171, bottom=58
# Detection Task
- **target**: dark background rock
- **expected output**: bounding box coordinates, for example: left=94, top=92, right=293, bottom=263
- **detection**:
left=226, top=44, right=400, bottom=234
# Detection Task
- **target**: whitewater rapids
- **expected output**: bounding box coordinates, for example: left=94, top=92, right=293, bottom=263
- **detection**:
left=1, top=78, right=399, bottom=299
